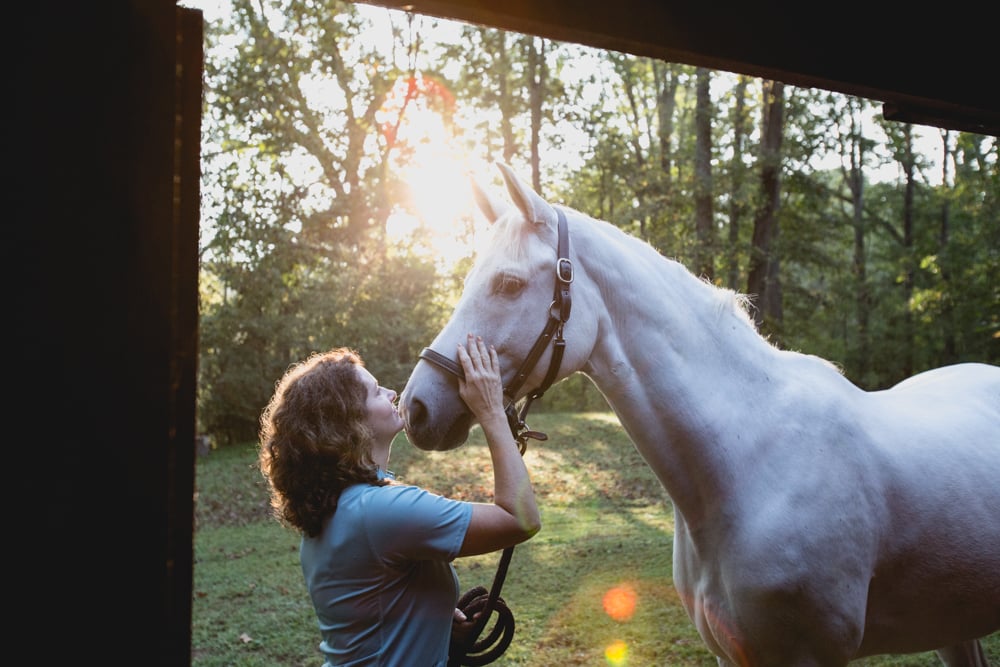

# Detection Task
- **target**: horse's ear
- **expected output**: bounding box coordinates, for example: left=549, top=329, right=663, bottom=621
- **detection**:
left=496, top=162, right=558, bottom=228
left=470, top=174, right=509, bottom=225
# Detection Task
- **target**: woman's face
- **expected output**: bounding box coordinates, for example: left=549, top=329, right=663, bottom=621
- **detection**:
left=357, top=366, right=405, bottom=445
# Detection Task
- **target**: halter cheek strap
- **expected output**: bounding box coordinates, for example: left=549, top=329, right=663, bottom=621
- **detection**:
left=501, top=207, right=572, bottom=446
left=507, top=208, right=572, bottom=400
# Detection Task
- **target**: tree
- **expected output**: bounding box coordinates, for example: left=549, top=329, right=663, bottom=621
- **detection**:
left=827, top=95, right=885, bottom=386
left=937, top=130, right=958, bottom=363
left=873, top=118, right=934, bottom=379
left=196, top=2, right=998, bottom=430
left=914, top=130, right=1000, bottom=369
left=693, top=67, right=715, bottom=281
left=747, top=80, right=785, bottom=339
left=441, top=27, right=524, bottom=167
left=198, top=0, right=453, bottom=443
left=725, top=76, right=752, bottom=291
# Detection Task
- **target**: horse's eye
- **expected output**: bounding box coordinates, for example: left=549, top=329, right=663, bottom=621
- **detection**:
left=493, top=273, right=524, bottom=297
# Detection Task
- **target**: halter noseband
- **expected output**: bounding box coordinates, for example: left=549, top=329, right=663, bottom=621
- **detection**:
left=419, top=207, right=572, bottom=452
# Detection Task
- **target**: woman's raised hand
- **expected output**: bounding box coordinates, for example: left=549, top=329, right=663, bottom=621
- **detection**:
left=456, top=334, right=504, bottom=419
left=455, top=334, right=541, bottom=557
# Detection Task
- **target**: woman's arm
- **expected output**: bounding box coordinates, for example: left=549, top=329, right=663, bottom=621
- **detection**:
left=455, top=334, right=541, bottom=557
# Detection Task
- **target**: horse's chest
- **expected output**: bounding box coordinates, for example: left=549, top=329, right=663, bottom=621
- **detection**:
left=671, top=510, right=870, bottom=663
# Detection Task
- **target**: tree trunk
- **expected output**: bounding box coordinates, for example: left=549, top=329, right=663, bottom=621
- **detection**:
left=655, top=61, right=678, bottom=199
left=900, top=123, right=916, bottom=378
left=694, top=68, right=715, bottom=281
left=747, top=80, right=784, bottom=337
left=842, top=100, right=871, bottom=385
left=727, top=76, right=749, bottom=290
left=939, top=130, right=957, bottom=363
left=497, top=33, right=516, bottom=164
left=528, top=37, right=545, bottom=192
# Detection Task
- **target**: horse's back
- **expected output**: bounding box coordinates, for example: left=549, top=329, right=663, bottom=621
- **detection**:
left=872, top=362, right=1000, bottom=448
left=867, top=361, right=1000, bottom=525
left=885, top=362, right=1000, bottom=400
left=858, top=362, right=1000, bottom=655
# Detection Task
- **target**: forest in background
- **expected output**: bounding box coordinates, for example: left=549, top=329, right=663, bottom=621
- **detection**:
left=193, top=0, right=998, bottom=446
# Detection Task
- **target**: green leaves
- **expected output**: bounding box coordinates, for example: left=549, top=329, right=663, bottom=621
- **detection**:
left=197, top=0, right=998, bottom=443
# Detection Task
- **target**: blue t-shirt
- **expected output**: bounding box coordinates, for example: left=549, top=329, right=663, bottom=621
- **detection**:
left=300, top=482, right=473, bottom=667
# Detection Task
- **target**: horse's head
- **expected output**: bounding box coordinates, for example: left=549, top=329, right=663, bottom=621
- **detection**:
left=400, top=163, right=598, bottom=451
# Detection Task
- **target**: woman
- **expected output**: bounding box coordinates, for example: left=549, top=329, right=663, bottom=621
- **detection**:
left=258, top=334, right=541, bottom=667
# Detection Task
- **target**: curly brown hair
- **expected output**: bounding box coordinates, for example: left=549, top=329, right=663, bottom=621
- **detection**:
left=258, top=348, right=387, bottom=538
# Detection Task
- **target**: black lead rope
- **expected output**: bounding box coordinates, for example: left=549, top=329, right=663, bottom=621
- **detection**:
left=430, top=208, right=573, bottom=667
left=448, top=547, right=516, bottom=666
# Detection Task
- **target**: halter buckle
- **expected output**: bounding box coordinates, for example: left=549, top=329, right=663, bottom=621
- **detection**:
left=556, top=257, right=573, bottom=284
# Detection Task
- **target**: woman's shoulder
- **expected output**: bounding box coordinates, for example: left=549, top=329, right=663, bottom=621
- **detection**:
left=351, top=481, right=441, bottom=507
left=348, top=482, right=469, bottom=523
left=354, top=482, right=472, bottom=557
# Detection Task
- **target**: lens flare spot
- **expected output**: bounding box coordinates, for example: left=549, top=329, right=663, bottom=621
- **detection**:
left=603, top=584, right=638, bottom=621
left=605, top=639, right=628, bottom=665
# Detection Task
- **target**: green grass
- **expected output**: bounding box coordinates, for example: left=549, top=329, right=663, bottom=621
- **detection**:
left=193, top=412, right=999, bottom=666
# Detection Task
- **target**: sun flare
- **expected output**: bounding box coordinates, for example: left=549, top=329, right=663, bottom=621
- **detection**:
left=379, top=75, right=482, bottom=269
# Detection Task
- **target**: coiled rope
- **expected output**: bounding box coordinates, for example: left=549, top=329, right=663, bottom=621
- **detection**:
left=447, top=538, right=516, bottom=666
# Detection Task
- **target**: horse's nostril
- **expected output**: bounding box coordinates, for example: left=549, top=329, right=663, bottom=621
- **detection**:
left=407, top=397, right=427, bottom=428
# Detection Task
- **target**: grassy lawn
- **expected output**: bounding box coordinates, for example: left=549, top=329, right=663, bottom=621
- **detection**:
left=192, top=412, right=999, bottom=666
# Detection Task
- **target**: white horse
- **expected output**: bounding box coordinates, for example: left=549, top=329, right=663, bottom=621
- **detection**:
left=399, top=163, right=1000, bottom=666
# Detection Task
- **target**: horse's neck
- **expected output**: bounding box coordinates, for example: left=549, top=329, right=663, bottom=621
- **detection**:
left=578, top=224, right=787, bottom=523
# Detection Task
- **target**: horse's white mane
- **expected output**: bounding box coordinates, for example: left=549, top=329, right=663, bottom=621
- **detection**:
left=585, top=209, right=760, bottom=333
left=717, top=285, right=756, bottom=329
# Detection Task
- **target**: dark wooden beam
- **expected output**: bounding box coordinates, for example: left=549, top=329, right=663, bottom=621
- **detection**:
left=359, top=0, right=999, bottom=136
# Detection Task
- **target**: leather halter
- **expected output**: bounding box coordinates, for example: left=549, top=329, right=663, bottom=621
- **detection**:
left=419, top=207, right=573, bottom=452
